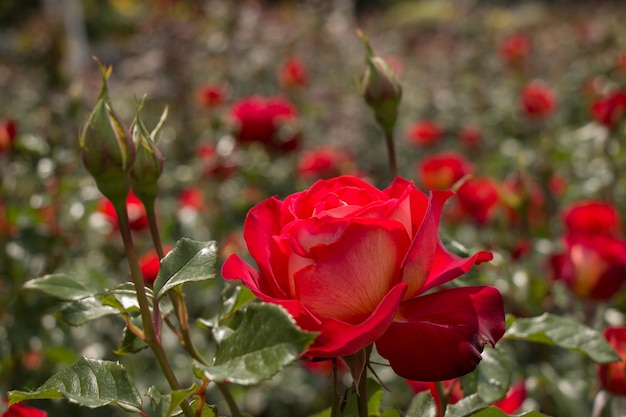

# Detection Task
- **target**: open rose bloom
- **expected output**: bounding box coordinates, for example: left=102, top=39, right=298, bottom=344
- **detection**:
left=223, top=175, right=505, bottom=381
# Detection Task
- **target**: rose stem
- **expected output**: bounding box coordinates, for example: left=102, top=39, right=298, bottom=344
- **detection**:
left=114, top=201, right=195, bottom=417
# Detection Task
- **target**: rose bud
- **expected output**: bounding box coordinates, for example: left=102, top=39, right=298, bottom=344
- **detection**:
left=563, top=200, right=621, bottom=236
left=130, top=102, right=167, bottom=204
left=0, top=119, right=17, bottom=154
left=406, top=120, right=443, bottom=147
left=520, top=81, right=557, bottom=118
left=279, top=57, right=308, bottom=89
left=197, top=83, right=227, bottom=109
left=79, top=60, right=135, bottom=204
left=417, top=152, right=474, bottom=190
left=358, top=30, right=402, bottom=134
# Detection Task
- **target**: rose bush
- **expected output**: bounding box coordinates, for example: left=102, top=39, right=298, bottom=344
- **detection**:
left=222, top=175, right=505, bottom=381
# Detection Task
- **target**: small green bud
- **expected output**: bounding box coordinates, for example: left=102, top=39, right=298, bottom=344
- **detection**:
left=358, top=30, right=402, bottom=134
left=79, top=59, right=135, bottom=204
left=130, top=100, right=167, bottom=204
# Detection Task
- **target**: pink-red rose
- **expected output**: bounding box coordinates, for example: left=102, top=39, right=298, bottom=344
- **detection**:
left=592, top=90, right=626, bottom=127
left=598, top=327, right=626, bottom=395
left=563, top=200, right=621, bottom=236
left=297, top=147, right=355, bottom=182
left=222, top=175, right=505, bottom=381
left=520, top=81, right=557, bottom=118
left=417, top=152, right=473, bottom=190
left=406, top=120, right=443, bottom=147
left=229, top=95, right=300, bottom=153
left=1, top=401, right=47, bottom=417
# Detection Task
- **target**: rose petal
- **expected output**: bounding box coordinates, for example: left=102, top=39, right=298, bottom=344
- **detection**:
left=400, top=189, right=454, bottom=298
left=294, top=219, right=410, bottom=324
left=306, top=282, right=407, bottom=358
left=419, top=242, right=493, bottom=294
left=376, top=286, right=505, bottom=381
left=244, top=196, right=289, bottom=297
left=383, top=177, right=429, bottom=236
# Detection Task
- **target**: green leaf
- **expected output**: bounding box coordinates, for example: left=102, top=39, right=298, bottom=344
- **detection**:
left=154, top=239, right=217, bottom=299
left=23, top=274, right=97, bottom=300
left=114, top=316, right=148, bottom=355
left=405, top=391, right=438, bottom=417
left=147, top=385, right=198, bottom=417
left=57, top=296, right=120, bottom=326
left=465, top=406, right=549, bottom=416
left=445, top=394, right=490, bottom=417
left=195, top=303, right=317, bottom=385
left=9, top=357, right=142, bottom=411
left=381, top=409, right=402, bottom=417
left=504, top=313, right=620, bottom=363
left=188, top=399, right=218, bottom=417
left=461, top=346, right=512, bottom=404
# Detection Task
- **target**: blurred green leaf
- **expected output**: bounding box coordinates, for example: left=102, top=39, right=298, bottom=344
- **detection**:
left=195, top=303, right=317, bottom=385
left=114, top=316, right=148, bottom=355
left=466, top=407, right=549, bottom=416
left=153, top=239, right=217, bottom=299
left=461, top=346, right=512, bottom=404
left=188, top=399, right=218, bottom=417
left=147, top=385, right=199, bottom=417
left=406, top=391, right=438, bottom=417
left=22, top=274, right=97, bottom=301
left=9, top=357, right=142, bottom=411
left=504, top=313, right=620, bottom=363
left=56, top=296, right=119, bottom=326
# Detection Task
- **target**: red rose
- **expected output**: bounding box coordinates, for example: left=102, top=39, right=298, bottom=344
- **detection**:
left=139, top=247, right=173, bottom=284
left=494, top=380, right=526, bottom=414
left=499, top=33, right=530, bottom=68
left=551, top=233, right=626, bottom=300
left=297, top=147, right=354, bottom=181
left=592, top=90, right=626, bottom=127
left=459, top=126, right=482, bottom=149
left=598, top=327, right=626, bottom=395
left=455, top=177, right=500, bottom=225
left=417, top=152, right=473, bottom=190
left=279, top=57, right=308, bottom=89
left=196, top=84, right=227, bottom=109
left=406, top=120, right=442, bottom=147
left=563, top=200, right=621, bottom=236
left=98, top=191, right=148, bottom=231
left=196, top=142, right=238, bottom=179
left=230, top=95, right=300, bottom=152
left=222, top=176, right=504, bottom=381
left=1, top=401, right=47, bottom=417
left=0, top=119, right=17, bottom=154
left=520, top=81, right=556, bottom=118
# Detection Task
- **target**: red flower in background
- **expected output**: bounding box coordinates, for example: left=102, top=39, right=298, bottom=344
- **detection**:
left=459, top=126, right=482, bottom=149
left=222, top=175, right=504, bottom=381
left=455, top=177, right=500, bottom=225
left=592, top=90, right=626, bottom=127
left=279, top=57, right=308, bottom=89
left=520, top=81, right=556, bottom=118
left=563, top=200, right=621, bottom=236
left=1, top=401, right=47, bottom=417
left=196, top=143, right=238, bottom=179
left=598, top=327, right=626, bottom=395
left=178, top=187, right=205, bottom=212
left=499, top=33, right=530, bottom=69
left=551, top=200, right=626, bottom=300
left=197, top=84, right=227, bottom=109
left=408, top=378, right=526, bottom=415
left=98, top=191, right=148, bottom=231
left=230, top=95, right=300, bottom=152
left=406, top=120, right=443, bottom=147
left=0, top=119, right=17, bottom=154
left=417, top=152, right=473, bottom=190
left=139, top=247, right=173, bottom=284
left=297, top=147, right=355, bottom=181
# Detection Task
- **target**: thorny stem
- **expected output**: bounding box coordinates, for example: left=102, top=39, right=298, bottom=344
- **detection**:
left=114, top=201, right=195, bottom=417
left=144, top=199, right=242, bottom=417
left=331, top=359, right=342, bottom=417
left=356, top=365, right=368, bottom=417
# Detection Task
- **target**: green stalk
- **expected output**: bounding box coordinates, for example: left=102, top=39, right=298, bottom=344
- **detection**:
left=331, top=359, right=342, bottom=417
left=356, top=365, right=368, bottom=417
left=383, top=126, right=398, bottom=178
left=143, top=198, right=242, bottom=417
left=114, top=201, right=194, bottom=417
